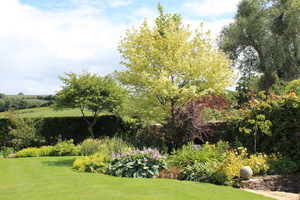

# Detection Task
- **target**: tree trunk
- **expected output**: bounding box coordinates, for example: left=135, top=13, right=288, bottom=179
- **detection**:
left=88, top=125, right=95, bottom=138
left=283, top=39, right=294, bottom=80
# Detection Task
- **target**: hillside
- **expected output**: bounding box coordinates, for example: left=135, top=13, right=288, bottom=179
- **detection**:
left=0, top=107, right=96, bottom=118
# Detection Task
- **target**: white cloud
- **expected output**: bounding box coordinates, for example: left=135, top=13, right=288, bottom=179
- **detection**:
left=183, top=18, right=233, bottom=43
left=0, top=0, right=129, bottom=94
left=109, top=1, right=133, bottom=8
left=0, top=0, right=240, bottom=95
left=183, top=0, right=240, bottom=18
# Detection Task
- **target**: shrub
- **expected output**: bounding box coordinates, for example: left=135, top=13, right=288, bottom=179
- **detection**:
left=79, top=138, right=103, bottom=156
left=73, top=152, right=109, bottom=173
left=245, top=153, right=298, bottom=175
left=109, top=148, right=167, bottom=178
left=243, top=153, right=269, bottom=175
left=285, top=79, right=300, bottom=95
left=7, top=110, right=45, bottom=151
left=52, top=139, right=78, bottom=156
left=15, top=147, right=42, bottom=157
left=178, top=161, right=219, bottom=183
left=231, top=93, right=300, bottom=166
left=79, top=137, right=133, bottom=157
left=213, top=150, right=244, bottom=185
left=131, top=124, right=167, bottom=152
left=0, top=147, right=15, bottom=158
left=267, top=154, right=298, bottom=174
left=96, top=137, right=133, bottom=157
left=168, top=141, right=229, bottom=168
left=40, top=146, right=54, bottom=156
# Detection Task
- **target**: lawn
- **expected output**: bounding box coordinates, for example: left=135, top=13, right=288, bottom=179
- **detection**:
left=0, top=157, right=274, bottom=200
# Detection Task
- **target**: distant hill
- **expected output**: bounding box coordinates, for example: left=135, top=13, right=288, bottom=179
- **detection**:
left=0, top=94, right=55, bottom=112
left=0, top=107, right=96, bottom=118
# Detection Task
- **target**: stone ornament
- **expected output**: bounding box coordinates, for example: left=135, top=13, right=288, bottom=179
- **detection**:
left=240, top=166, right=253, bottom=179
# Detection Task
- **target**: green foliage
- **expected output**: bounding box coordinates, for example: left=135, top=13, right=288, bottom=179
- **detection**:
left=235, top=93, right=300, bottom=164
left=267, top=154, right=298, bottom=175
left=244, top=153, right=298, bottom=175
left=0, top=115, right=126, bottom=147
left=52, top=139, right=78, bottom=156
left=285, top=79, right=300, bottom=95
left=109, top=147, right=167, bottom=178
left=177, top=145, right=298, bottom=186
left=54, top=70, right=128, bottom=137
left=73, top=152, right=109, bottom=173
left=7, top=110, right=45, bottom=151
left=0, top=93, right=6, bottom=99
left=130, top=124, right=167, bottom=153
left=117, top=3, right=237, bottom=123
left=0, top=146, right=15, bottom=158
left=39, top=146, right=54, bottom=156
left=234, top=76, right=261, bottom=106
left=97, top=137, right=133, bottom=157
left=40, top=115, right=124, bottom=145
left=15, top=147, right=42, bottom=157
left=0, top=118, right=12, bottom=146
left=213, top=150, right=244, bottom=185
left=168, top=141, right=229, bottom=168
left=243, top=153, right=269, bottom=175
left=79, top=137, right=133, bottom=156
left=178, top=161, right=219, bottom=183
left=79, top=138, right=103, bottom=156
left=218, top=0, right=300, bottom=89
left=15, top=139, right=78, bottom=157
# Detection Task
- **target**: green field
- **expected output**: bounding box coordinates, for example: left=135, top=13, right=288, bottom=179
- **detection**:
left=0, top=107, right=95, bottom=118
left=0, top=156, right=273, bottom=200
left=5, top=95, right=49, bottom=102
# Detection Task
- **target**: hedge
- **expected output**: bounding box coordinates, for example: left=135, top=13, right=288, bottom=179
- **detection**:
left=0, top=115, right=126, bottom=146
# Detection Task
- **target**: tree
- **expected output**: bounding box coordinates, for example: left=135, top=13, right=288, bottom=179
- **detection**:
left=116, top=3, right=237, bottom=123
left=53, top=70, right=127, bottom=138
left=218, top=0, right=300, bottom=89
left=0, top=93, right=6, bottom=99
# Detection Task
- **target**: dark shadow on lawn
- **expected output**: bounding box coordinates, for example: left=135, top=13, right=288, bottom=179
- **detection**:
left=42, top=158, right=76, bottom=168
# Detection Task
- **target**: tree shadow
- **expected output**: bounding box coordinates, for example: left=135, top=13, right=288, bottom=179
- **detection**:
left=42, top=158, right=76, bottom=168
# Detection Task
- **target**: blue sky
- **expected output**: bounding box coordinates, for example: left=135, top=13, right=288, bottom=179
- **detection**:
left=0, top=0, right=240, bottom=95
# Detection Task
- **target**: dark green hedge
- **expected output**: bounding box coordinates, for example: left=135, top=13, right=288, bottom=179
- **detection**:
left=0, top=115, right=126, bottom=146
left=0, top=118, right=13, bottom=146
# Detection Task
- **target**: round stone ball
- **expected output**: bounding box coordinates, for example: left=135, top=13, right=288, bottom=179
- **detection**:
left=240, top=166, right=253, bottom=179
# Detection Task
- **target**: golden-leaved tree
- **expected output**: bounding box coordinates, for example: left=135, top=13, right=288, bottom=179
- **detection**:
left=116, top=3, right=237, bottom=123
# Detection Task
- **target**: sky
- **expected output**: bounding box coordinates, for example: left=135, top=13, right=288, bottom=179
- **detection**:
left=0, top=0, right=241, bottom=95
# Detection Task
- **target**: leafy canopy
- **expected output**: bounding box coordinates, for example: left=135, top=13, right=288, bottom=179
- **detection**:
left=218, top=0, right=300, bottom=89
left=54, top=70, right=127, bottom=137
left=117, top=3, right=237, bottom=122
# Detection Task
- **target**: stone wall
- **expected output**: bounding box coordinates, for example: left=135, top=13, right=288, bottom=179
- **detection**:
left=237, top=174, right=300, bottom=194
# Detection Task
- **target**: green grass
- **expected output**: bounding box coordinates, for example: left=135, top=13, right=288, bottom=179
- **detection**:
left=0, top=157, right=274, bottom=200
left=0, top=107, right=95, bottom=118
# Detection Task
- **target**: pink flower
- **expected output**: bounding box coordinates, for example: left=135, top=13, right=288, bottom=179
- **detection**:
left=171, top=141, right=174, bottom=144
